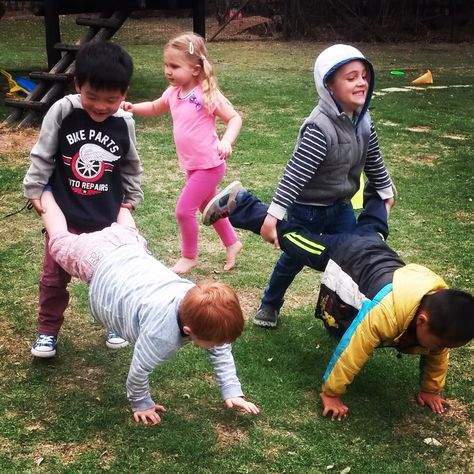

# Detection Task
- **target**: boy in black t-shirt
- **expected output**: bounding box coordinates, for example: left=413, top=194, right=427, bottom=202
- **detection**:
left=23, top=41, right=143, bottom=357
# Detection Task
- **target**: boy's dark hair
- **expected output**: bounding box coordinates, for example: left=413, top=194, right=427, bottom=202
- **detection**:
left=74, top=40, right=133, bottom=93
left=421, top=289, right=474, bottom=344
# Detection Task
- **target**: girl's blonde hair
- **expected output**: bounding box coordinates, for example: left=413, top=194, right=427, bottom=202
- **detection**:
left=165, top=32, right=218, bottom=110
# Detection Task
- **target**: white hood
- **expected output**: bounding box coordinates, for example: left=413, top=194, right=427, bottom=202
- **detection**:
left=313, top=44, right=375, bottom=122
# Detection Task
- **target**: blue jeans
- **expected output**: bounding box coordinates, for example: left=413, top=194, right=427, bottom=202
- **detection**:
left=229, top=189, right=388, bottom=310
left=261, top=201, right=356, bottom=310
left=276, top=186, right=389, bottom=271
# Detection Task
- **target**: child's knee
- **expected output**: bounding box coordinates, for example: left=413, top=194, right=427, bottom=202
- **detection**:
left=175, top=206, right=197, bottom=223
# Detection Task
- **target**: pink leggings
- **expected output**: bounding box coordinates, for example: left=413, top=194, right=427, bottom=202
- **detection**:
left=176, top=163, right=238, bottom=258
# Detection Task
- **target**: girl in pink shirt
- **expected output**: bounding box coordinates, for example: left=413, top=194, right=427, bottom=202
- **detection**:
left=122, top=32, right=242, bottom=274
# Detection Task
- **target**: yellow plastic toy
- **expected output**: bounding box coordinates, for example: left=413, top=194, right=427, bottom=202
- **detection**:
left=351, top=174, right=365, bottom=210
left=0, top=69, right=36, bottom=98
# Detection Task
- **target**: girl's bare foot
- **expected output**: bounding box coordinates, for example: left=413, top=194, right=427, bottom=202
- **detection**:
left=224, top=241, right=243, bottom=271
left=171, top=257, right=198, bottom=275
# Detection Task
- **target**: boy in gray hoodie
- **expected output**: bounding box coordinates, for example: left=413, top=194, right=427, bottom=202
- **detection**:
left=254, top=44, right=396, bottom=328
left=23, top=41, right=143, bottom=356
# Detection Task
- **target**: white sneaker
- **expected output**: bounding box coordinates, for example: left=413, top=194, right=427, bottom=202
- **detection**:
left=31, top=334, right=57, bottom=358
left=106, top=330, right=129, bottom=349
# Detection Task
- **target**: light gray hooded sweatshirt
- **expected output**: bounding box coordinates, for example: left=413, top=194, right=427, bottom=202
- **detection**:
left=294, top=44, right=377, bottom=205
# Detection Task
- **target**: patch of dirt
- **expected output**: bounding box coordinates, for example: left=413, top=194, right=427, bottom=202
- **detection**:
left=378, top=120, right=400, bottom=127
left=61, top=366, right=104, bottom=394
left=25, top=422, right=46, bottom=432
left=405, top=126, right=432, bottom=133
left=113, top=14, right=281, bottom=44
left=393, top=406, right=474, bottom=463
left=454, top=210, right=474, bottom=225
left=400, top=152, right=438, bottom=167
left=208, top=15, right=279, bottom=41
left=215, top=423, right=249, bottom=446
left=235, top=288, right=260, bottom=320
left=0, top=125, right=38, bottom=155
left=442, top=398, right=471, bottom=423
left=0, top=317, right=32, bottom=366
left=441, top=133, right=468, bottom=141
left=25, top=440, right=109, bottom=466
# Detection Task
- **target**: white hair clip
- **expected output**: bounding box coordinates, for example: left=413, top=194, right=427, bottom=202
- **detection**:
left=189, top=42, right=194, bottom=55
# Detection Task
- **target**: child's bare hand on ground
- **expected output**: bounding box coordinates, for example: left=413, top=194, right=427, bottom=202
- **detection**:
left=416, top=391, right=448, bottom=414
left=225, top=397, right=260, bottom=415
left=30, top=198, right=45, bottom=215
left=321, top=393, right=349, bottom=420
left=133, top=404, right=166, bottom=425
left=260, top=215, right=280, bottom=249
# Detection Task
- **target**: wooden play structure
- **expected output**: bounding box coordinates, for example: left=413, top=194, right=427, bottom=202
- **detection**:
left=3, top=0, right=206, bottom=127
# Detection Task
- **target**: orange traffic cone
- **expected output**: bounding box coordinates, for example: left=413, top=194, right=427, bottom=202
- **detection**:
left=411, top=70, right=433, bottom=85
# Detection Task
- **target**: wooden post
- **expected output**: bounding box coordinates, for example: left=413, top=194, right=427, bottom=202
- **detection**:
left=44, top=0, right=62, bottom=70
left=193, top=0, right=206, bottom=37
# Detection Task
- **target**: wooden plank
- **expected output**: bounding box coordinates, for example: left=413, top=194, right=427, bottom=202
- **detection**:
left=29, top=72, right=73, bottom=82
left=4, top=99, right=47, bottom=111
left=76, top=16, right=123, bottom=29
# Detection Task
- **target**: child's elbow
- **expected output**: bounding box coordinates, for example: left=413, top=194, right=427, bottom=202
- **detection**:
left=233, top=112, right=243, bottom=128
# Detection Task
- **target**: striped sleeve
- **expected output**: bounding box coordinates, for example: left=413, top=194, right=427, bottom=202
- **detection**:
left=127, top=334, right=180, bottom=412
left=207, top=344, right=244, bottom=400
left=364, top=123, right=394, bottom=199
left=268, top=124, right=328, bottom=220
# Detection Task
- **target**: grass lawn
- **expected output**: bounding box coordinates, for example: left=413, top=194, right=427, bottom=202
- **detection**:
left=0, top=13, right=473, bottom=474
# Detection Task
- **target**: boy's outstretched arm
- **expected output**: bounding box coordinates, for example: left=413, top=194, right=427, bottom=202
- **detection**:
left=40, top=191, right=68, bottom=237
left=417, top=350, right=449, bottom=414
left=225, top=397, right=260, bottom=414
left=321, top=393, right=349, bottom=421
left=121, top=97, right=169, bottom=117
left=116, top=206, right=137, bottom=228
left=207, top=344, right=259, bottom=416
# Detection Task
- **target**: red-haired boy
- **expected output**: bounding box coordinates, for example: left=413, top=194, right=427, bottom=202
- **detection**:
left=38, top=190, right=259, bottom=425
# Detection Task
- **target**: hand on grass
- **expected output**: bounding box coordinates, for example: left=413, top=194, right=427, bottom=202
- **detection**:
left=225, top=397, right=260, bottom=415
left=133, top=404, right=166, bottom=425
left=416, top=391, right=448, bottom=414
left=30, top=198, right=45, bottom=215
left=260, top=215, right=280, bottom=249
left=321, top=393, right=349, bottom=420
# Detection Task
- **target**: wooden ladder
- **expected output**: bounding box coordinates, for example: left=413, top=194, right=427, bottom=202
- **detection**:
left=4, top=9, right=131, bottom=128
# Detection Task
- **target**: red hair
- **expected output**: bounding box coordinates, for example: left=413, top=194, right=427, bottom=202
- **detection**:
left=179, top=282, right=244, bottom=343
